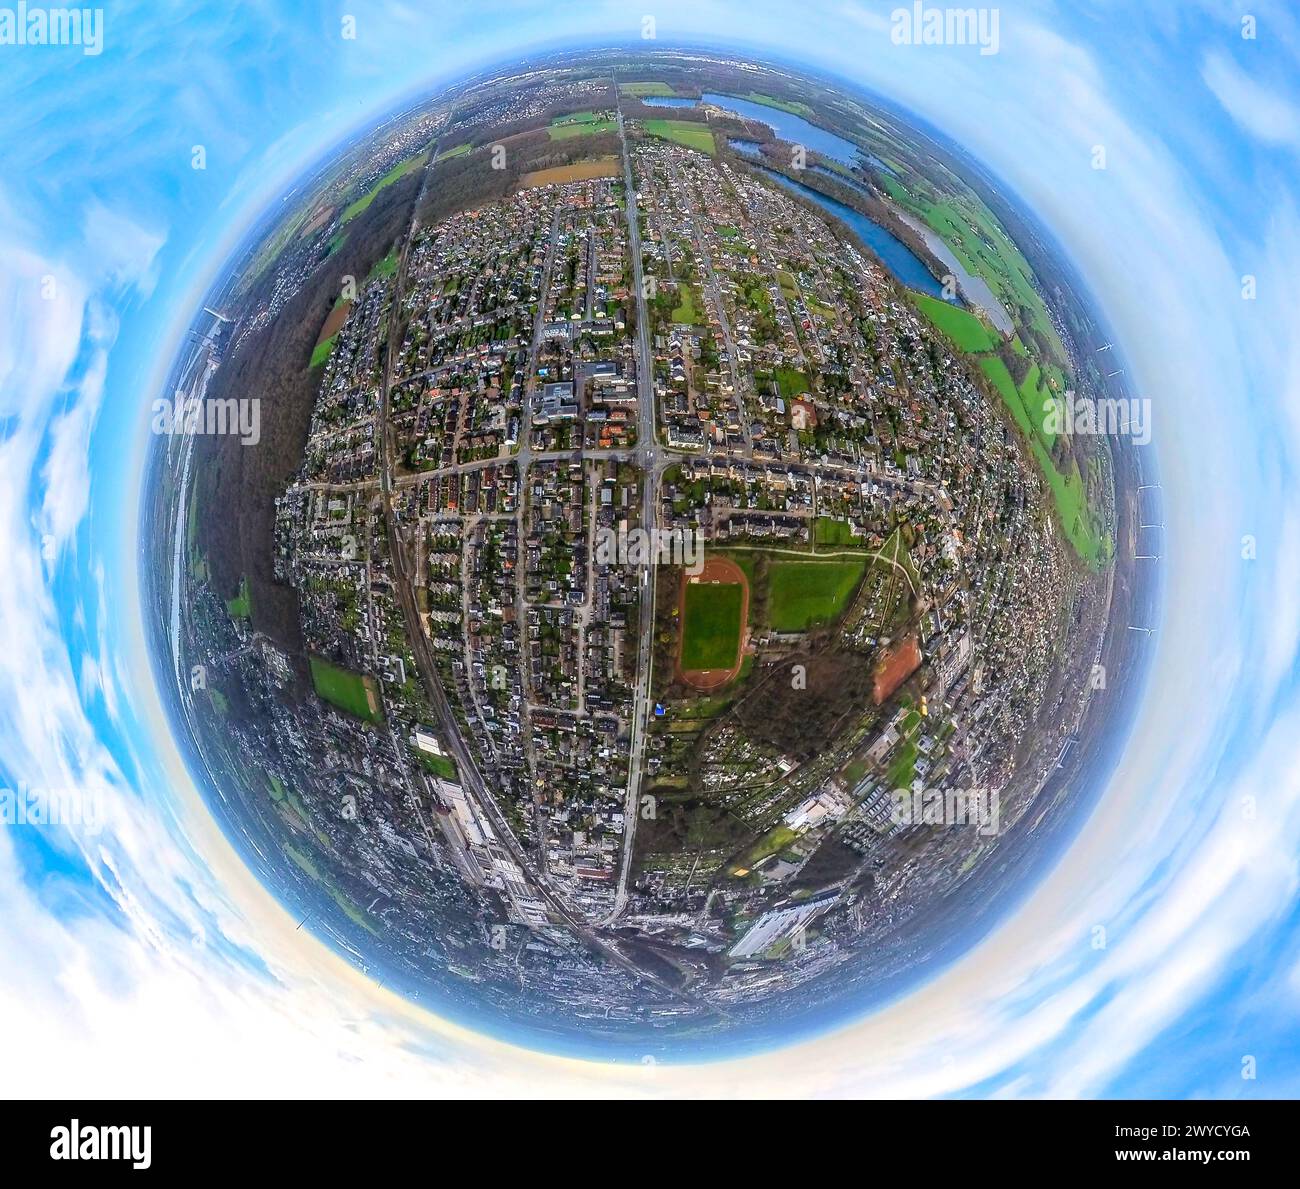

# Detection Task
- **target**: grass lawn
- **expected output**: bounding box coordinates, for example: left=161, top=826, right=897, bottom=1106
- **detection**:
left=841, top=757, right=870, bottom=788
left=737, top=824, right=800, bottom=872
left=814, top=517, right=855, bottom=547
left=681, top=582, right=743, bottom=670
left=757, top=366, right=810, bottom=399
left=414, top=750, right=457, bottom=780
left=671, top=284, right=702, bottom=324
left=435, top=142, right=471, bottom=162
left=225, top=574, right=251, bottom=619
left=643, top=119, right=715, bottom=156
left=310, top=656, right=384, bottom=724
left=767, top=559, right=866, bottom=631
left=887, top=739, right=918, bottom=788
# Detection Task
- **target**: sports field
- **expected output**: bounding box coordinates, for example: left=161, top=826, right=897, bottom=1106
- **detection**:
left=767, top=559, right=866, bottom=631
left=309, top=656, right=384, bottom=724
left=681, top=582, right=743, bottom=670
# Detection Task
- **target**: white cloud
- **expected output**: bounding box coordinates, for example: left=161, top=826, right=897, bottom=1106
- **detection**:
left=1202, top=50, right=1300, bottom=150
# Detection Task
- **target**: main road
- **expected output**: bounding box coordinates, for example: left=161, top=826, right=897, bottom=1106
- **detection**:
left=602, top=94, right=663, bottom=925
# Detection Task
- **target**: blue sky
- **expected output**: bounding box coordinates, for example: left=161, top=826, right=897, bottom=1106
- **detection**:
left=2, top=0, right=1299, bottom=1096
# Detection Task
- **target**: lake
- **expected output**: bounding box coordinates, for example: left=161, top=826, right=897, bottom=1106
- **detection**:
left=890, top=208, right=1013, bottom=333
left=728, top=138, right=1008, bottom=327
left=642, top=93, right=867, bottom=167
left=748, top=160, right=949, bottom=300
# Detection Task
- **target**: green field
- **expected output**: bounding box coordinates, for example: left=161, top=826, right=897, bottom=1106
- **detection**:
left=736, top=824, right=799, bottom=872
left=757, top=366, right=810, bottom=399
left=621, top=81, right=678, bottom=97
left=225, top=574, right=251, bottom=620
left=549, top=114, right=617, bottom=140
left=681, top=582, right=743, bottom=670
left=912, top=289, right=1106, bottom=566
left=435, top=142, right=471, bottom=162
left=813, top=517, right=856, bottom=547
left=310, top=333, right=337, bottom=369
left=767, top=559, right=866, bottom=631
left=340, top=150, right=428, bottom=224
left=367, top=249, right=399, bottom=280
left=643, top=119, right=715, bottom=156
left=671, top=284, right=702, bottom=325
left=731, top=91, right=816, bottom=119
left=882, top=175, right=1066, bottom=362
left=914, top=293, right=998, bottom=353
left=309, top=656, right=384, bottom=724
left=414, top=749, right=457, bottom=780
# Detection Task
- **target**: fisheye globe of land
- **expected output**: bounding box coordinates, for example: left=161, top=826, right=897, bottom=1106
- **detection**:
left=152, top=49, right=1126, bottom=1054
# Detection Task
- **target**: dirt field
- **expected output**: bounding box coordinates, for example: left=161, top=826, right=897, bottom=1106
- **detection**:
left=872, top=634, right=922, bottom=704
left=315, top=299, right=352, bottom=345
left=520, top=157, right=620, bottom=188
left=677, top=555, right=749, bottom=692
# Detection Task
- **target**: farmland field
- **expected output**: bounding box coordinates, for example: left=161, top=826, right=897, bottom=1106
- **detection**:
left=521, top=158, right=620, bottom=188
